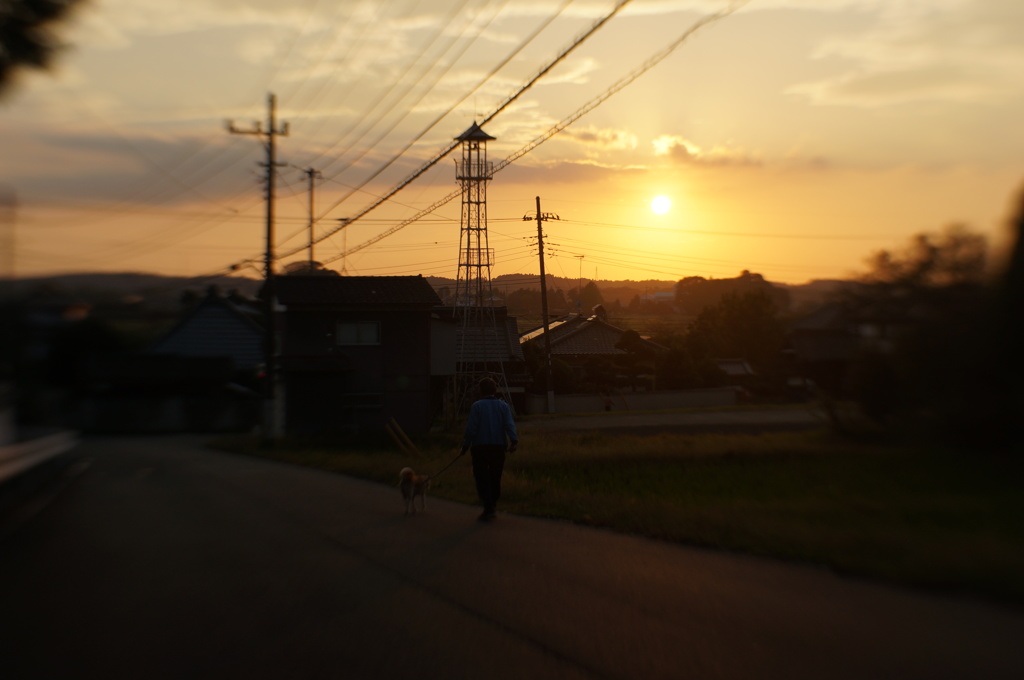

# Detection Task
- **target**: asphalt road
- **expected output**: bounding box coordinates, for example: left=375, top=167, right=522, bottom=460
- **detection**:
left=2, top=435, right=1023, bottom=679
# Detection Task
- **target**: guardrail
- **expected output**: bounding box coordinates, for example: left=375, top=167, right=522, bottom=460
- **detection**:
left=0, top=431, right=80, bottom=484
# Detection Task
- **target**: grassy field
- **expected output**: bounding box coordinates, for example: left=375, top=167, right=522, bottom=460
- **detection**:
left=213, top=425, right=1024, bottom=605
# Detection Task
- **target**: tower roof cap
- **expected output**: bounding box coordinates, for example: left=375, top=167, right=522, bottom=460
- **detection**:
left=456, top=122, right=496, bottom=142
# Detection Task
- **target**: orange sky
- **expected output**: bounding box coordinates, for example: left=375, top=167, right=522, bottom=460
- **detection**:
left=2, top=0, right=1022, bottom=285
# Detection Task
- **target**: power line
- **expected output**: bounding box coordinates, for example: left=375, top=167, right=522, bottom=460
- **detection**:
left=305, top=0, right=636, bottom=245
left=318, top=1, right=745, bottom=265
left=309, top=0, right=575, bottom=204
left=298, top=0, right=482, bottom=175
left=559, top=218, right=890, bottom=241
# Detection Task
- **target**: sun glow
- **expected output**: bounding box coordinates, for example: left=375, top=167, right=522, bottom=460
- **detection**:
left=651, top=195, right=671, bottom=215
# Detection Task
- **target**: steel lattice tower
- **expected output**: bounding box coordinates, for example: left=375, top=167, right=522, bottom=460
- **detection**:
left=450, top=123, right=512, bottom=415
left=454, top=123, right=495, bottom=307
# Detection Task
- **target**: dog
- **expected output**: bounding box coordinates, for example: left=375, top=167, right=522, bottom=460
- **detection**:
left=398, top=467, right=430, bottom=515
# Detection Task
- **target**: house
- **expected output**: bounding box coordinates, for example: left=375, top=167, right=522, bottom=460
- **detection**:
left=433, top=306, right=530, bottom=413
left=53, top=289, right=266, bottom=433
left=146, top=286, right=264, bottom=377
left=716, top=358, right=755, bottom=378
left=271, top=275, right=445, bottom=436
left=65, top=287, right=266, bottom=432
left=521, top=314, right=666, bottom=391
left=785, top=299, right=907, bottom=398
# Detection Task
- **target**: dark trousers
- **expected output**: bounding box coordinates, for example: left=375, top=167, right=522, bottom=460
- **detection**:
left=470, top=445, right=506, bottom=513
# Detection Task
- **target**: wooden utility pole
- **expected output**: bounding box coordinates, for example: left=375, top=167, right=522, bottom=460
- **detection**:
left=304, top=168, right=321, bottom=265
left=575, top=254, right=585, bottom=314
left=228, top=93, right=289, bottom=441
left=0, top=188, right=14, bottom=282
left=530, top=196, right=558, bottom=413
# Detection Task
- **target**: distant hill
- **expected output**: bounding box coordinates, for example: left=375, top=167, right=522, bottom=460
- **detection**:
left=485, top=273, right=852, bottom=311
left=775, top=279, right=852, bottom=312
left=1, top=271, right=853, bottom=315
left=0, top=272, right=263, bottom=310
left=450, top=274, right=677, bottom=307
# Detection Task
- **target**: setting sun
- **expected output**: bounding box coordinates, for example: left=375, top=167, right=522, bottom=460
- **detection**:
left=1, top=0, right=1018, bottom=287
left=651, top=195, right=672, bottom=215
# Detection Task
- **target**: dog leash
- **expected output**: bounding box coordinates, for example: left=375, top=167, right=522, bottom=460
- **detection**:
left=430, top=452, right=464, bottom=479
left=430, top=443, right=515, bottom=479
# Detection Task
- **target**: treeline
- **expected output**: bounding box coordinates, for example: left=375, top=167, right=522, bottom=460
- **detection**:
left=674, top=270, right=789, bottom=315
left=471, top=270, right=799, bottom=322
left=811, top=219, right=1024, bottom=450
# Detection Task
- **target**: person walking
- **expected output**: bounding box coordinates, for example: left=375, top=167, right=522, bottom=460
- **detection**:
left=460, top=377, right=518, bottom=521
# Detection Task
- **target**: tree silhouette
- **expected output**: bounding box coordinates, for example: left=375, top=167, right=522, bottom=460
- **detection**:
left=1, top=0, right=84, bottom=95
left=833, top=222, right=1010, bottom=445
left=281, top=261, right=339, bottom=276
left=861, top=224, right=988, bottom=289
left=568, top=281, right=604, bottom=314
left=674, top=271, right=788, bottom=316
left=686, top=290, right=785, bottom=373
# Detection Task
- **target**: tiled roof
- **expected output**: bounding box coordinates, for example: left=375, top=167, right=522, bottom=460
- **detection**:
left=456, top=317, right=524, bottom=363
left=522, top=315, right=665, bottom=357
left=147, top=295, right=264, bottom=370
left=552, top=318, right=630, bottom=356
left=717, top=358, right=754, bottom=376
left=788, top=303, right=849, bottom=332
left=271, top=275, right=440, bottom=307
left=520, top=316, right=575, bottom=343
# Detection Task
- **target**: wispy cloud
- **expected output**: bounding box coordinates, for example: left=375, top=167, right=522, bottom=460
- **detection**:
left=788, top=0, right=1024, bottom=107
left=652, top=134, right=760, bottom=166
left=563, top=125, right=638, bottom=151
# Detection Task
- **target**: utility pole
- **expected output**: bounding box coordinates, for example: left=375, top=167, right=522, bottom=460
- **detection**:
left=575, top=254, right=585, bottom=314
left=336, top=218, right=350, bottom=274
left=228, top=93, right=289, bottom=442
left=304, top=168, right=321, bottom=265
left=0, top=187, right=14, bottom=283
left=526, top=196, right=558, bottom=413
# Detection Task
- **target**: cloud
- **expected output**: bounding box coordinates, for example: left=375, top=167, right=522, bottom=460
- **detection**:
left=71, top=0, right=290, bottom=48
left=562, top=125, right=638, bottom=151
left=499, top=158, right=646, bottom=188
left=652, top=135, right=760, bottom=166
left=788, top=0, right=1024, bottom=107
left=6, top=128, right=259, bottom=205
left=791, top=63, right=1003, bottom=107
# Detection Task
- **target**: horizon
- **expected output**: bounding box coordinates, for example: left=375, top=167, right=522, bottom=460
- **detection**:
left=2, top=0, right=1021, bottom=286
left=1, top=267, right=850, bottom=289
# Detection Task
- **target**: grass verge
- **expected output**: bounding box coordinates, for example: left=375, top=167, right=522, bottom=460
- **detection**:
left=212, top=427, right=1024, bottom=605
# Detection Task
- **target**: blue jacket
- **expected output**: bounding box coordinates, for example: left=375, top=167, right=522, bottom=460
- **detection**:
left=462, top=396, right=518, bottom=450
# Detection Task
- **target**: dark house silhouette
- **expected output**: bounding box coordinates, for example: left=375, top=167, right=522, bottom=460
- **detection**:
left=433, top=305, right=530, bottom=411
left=271, top=275, right=447, bottom=436
left=147, top=287, right=264, bottom=376
left=72, top=287, right=265, bottom=433
left=521, top=313, right=666, bottom=390
left=786, top=299, right=905, bottom=397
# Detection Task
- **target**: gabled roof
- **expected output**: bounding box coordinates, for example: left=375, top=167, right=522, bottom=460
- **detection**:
left=717, top=358, right=755, bottom=376
left=521, top=315, right=665, bottom=357
left=457, top=317, right=525, bottom=364
left=146, top=293, right=264, bottom=370
left=788, top=303, right=851, bottom=332
left=271, top=275, right=440, bottom=308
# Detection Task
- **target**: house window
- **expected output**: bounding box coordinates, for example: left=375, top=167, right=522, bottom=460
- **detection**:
left=336, top=321, right=380, bottom=346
